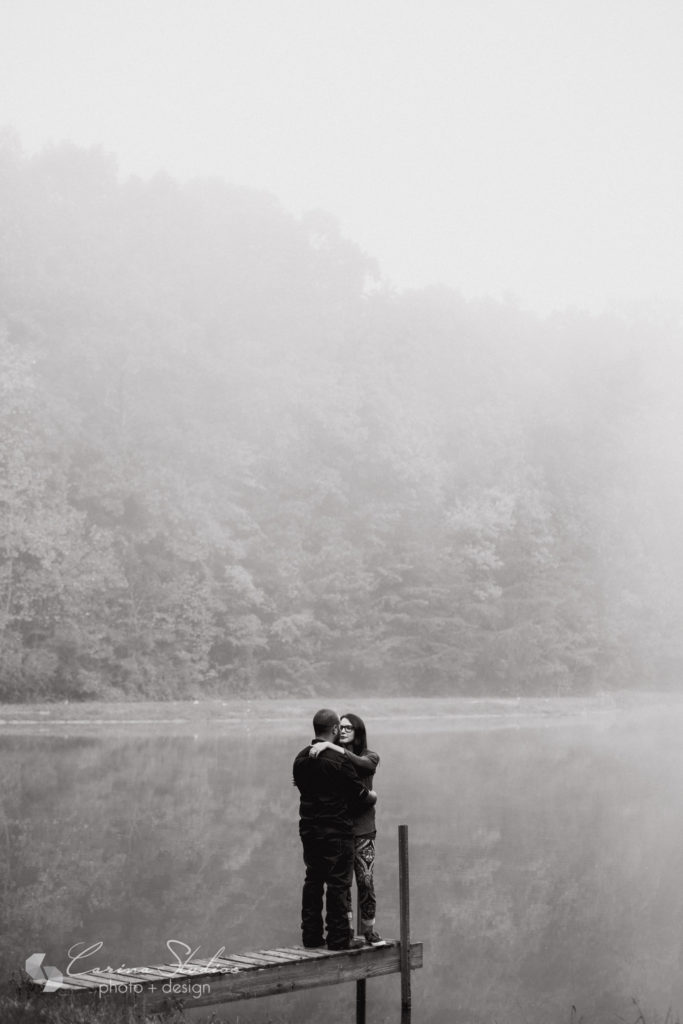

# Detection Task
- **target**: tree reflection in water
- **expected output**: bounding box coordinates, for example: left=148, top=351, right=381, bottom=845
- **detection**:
left=2, top=709, right=683, bottom=1024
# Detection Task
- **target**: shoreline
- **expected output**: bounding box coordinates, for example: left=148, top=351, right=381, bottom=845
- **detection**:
left=0, top=692, right=679, bottom=734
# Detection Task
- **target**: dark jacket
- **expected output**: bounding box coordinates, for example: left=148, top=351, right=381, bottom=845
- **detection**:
left=293, top=742, right=375, bottom=839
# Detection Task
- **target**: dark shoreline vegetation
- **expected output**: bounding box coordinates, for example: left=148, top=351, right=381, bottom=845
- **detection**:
left=2, top=129, right=683, bottom=703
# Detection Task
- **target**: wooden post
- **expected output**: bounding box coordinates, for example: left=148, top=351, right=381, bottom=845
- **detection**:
left=355, top=893, right=366, bottom=1024
left=398, top=823, right=411, bottom=1010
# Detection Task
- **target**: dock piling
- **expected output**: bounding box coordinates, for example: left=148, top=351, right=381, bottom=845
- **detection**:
left=398, top=823, right=411, bottom=1010
left=356, top=898, right=366, bottom=1024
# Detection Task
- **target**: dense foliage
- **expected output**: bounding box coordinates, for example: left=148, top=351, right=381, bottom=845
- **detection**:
left=1, top=131, right=682, bottom=700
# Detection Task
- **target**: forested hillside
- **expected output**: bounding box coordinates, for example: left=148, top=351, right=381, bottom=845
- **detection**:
left=1, top=131, right=681, bottom=700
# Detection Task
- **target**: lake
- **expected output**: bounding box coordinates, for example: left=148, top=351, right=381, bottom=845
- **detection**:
left=1, top=696, right=682, bottom=1024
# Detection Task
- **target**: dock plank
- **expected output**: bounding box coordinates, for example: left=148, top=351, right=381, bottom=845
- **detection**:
left=46, top=976, right=98, bottom=992
left=215, top=952, right=275, bottom=967
left=143, top=964, right=210, bottom=979
left=73, top=970, right=147, bottom=988
left=190, top=955, right=261, bottom=972
left=254, top=949, right=309, bottom=962
left=277, top=946, right=329, bottom=959
left=189, top=957, right=243, bottom=973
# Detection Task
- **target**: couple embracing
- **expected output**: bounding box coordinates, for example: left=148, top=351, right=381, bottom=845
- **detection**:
left=292, top=709, right=382, bottom=951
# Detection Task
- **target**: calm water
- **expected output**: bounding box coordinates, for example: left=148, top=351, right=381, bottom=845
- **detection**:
left=2, top=703, right=682, bottom=1024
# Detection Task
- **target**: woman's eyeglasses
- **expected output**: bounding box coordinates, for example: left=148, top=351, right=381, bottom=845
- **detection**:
left=339, top=725, right=354, bottom=731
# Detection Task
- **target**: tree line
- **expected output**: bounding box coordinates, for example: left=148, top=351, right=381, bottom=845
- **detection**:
left=1, top=130, right=681, bottom=700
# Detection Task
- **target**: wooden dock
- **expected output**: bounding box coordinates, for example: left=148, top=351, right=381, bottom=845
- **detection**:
left=29, top=825, right=421, bottom=1020
left=39, top=939, right=423, bottom=1014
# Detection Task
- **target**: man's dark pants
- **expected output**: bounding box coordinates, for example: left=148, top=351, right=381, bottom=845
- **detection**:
left=301, top=833, right=354, bottom=949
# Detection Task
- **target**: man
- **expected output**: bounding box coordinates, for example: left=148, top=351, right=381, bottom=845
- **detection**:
left=292, top=708, right=377, bottom=950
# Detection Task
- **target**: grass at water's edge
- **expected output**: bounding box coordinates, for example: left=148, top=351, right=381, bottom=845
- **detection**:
left=0, top=979, right=171, bottom=1022
left=1, top=982, right=680, bottom=1024
left=1, top=988, right=287, bottom=1024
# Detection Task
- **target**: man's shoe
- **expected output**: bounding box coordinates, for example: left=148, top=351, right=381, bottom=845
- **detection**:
left=327, top=935, right=366, bottom=951
left=302, top=939, right=326, bottom=949
left=363, top=929, right=384, bottom=946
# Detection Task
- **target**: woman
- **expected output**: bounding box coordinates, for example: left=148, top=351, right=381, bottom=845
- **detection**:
left=310, top=713, right=382, bottom=945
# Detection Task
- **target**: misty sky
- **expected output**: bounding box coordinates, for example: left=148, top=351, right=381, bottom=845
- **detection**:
left=2, top=0, right=682, bottom=316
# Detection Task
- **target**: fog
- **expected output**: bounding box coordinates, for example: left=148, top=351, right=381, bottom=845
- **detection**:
left=3, top=0, right=683, bottom=314
left=2, top=5, right=683, bottom=1019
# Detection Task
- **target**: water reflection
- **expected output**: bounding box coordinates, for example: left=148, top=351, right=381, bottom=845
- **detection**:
left=1, top=709, right=683, bottom=1023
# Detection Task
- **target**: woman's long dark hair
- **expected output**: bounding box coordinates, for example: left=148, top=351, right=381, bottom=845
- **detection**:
left=340, top=712, right=367, bottom=755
